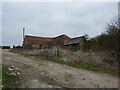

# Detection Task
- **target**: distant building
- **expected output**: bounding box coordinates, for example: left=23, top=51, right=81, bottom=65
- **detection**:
left=23, top=34, right=70, bottom=49
left=2, top=46, right=11, bottom=49
left=23, top=34, right=86, bottom=51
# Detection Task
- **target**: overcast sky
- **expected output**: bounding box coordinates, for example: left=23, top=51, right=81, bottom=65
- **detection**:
left=2, top=2, right=118, bottom=46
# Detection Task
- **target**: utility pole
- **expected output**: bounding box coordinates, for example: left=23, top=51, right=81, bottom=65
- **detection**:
left=23, top=27, right=25, bottom=41
left=23, top=27, right=25, bottom=47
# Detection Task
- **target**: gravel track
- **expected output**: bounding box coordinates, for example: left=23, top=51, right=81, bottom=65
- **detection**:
left=2, top=49, right=118, bottom=88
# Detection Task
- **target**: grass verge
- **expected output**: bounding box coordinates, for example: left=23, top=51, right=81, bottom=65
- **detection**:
left=2, top=65, right=21, bottom=89
left=9, top=49, right=119, bottom=76
left=36, top=56, right=119, bottom=76
left=9, top=49, right=29, bottom=57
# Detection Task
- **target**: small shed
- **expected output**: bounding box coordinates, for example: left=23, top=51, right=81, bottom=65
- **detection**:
left=64, top=36, right=86, bottom=51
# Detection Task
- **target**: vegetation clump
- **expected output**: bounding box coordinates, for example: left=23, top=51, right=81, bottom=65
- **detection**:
left=2, top=66, right=21, bottom=89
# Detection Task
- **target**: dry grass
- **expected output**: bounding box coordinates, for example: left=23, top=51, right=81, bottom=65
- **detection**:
left=59, top=49, right=118, bottom=69
left=11, top=48, right=118, bottom=69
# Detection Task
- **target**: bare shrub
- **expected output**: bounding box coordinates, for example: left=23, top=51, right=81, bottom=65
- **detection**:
left=59, top=49, right=118, bottom=69
left=38, top=49, right=53, bottom=57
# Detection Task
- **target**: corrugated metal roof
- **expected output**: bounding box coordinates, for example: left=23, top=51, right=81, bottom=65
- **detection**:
left=53, top=34, right=71, bottom=39
left=64, top=37, right=82, bottom=45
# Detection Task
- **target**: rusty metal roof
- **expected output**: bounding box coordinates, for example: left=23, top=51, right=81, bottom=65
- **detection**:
left=25, top=35, right=53, bottom=45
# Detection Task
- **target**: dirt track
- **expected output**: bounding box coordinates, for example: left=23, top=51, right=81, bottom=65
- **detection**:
left=2, top=49, right=118, bottom=88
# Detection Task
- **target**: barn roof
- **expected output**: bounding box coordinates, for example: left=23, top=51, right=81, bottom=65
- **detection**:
left=53, top=34, right=71, bottom=39
left=25, top=35, right=53, bottom=45
left=64, top=36, right=84, bottom=46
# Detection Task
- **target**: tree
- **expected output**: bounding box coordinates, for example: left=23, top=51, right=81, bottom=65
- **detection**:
left=105, top=16, right=119, bottom=52
left=86, top=16, right=119, bottom=52
left=106, top=17, right=119, bottom=36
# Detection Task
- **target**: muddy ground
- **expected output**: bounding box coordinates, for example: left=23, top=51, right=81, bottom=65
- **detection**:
left=2, top=49, right=118, bottom=88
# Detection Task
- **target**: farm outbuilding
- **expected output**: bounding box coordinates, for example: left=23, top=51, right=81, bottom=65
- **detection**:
left=64, top=36, right=86, bottom=51
left=23, top=34, right=70, bottom=49
left=23, top=34, right=86, bottom=51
